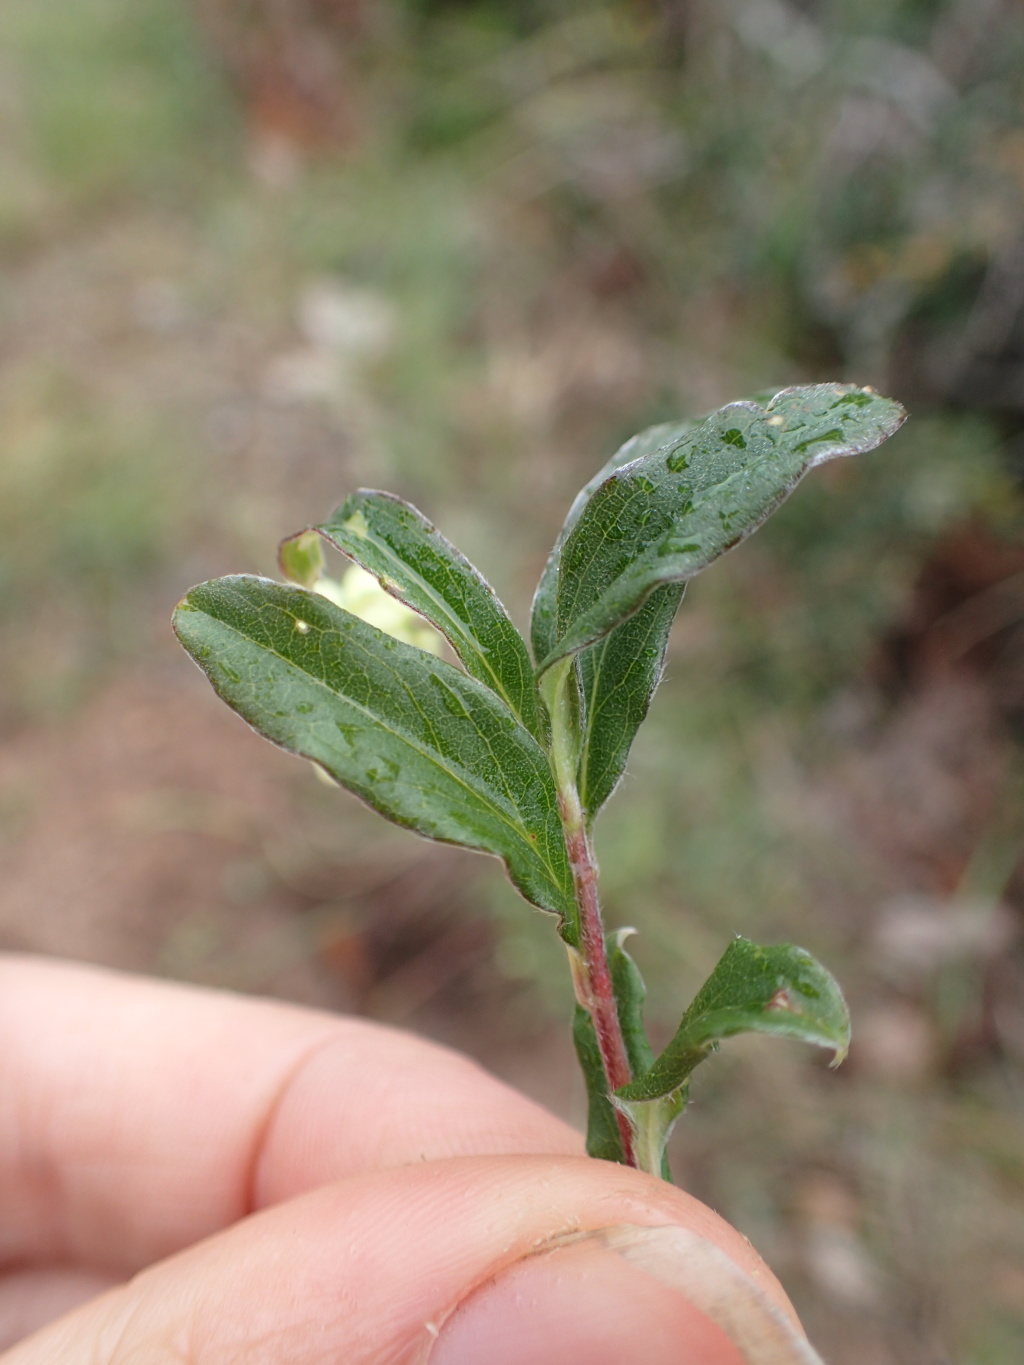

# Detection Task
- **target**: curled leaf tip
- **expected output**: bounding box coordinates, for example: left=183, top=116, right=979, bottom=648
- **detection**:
left=829, top=1035, right=850, bottom=1069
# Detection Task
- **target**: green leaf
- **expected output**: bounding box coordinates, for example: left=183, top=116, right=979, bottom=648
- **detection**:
left=529, top=395, right=796, bottom=666
left=572, top=931, right=665, bottom=1168
left=295, top=490, right=544, bottom=741
left=609, top=928, right=656, bottom=1077
left=173, top=575, right=577, bottom=935
left=278, top=528, right=324, bottom=589
left=614, top=1085, right=686, bottom=1182
left=540, top=384, right=906, bottom=672
left=530, top=419, right=699, bottom=666
left=576, top=582, right=684, bottom=822
left=573, top=1004, right=625, bottom=1164
left=617, top=937, right=851, bottom=1104
left=532, top=424, right=695, bottom=826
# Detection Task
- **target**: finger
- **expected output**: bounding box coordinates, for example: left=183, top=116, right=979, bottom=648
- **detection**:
left=4, top=1156, right=821, bottom=1365
left=0, top=1271, right=117, bottom=1354
left=0, top=956, right=580, bottom=1274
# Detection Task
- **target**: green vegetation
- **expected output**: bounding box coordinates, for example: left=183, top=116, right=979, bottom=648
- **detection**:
left=2, top=0, right=1024, bottom=1356
left=176, top=383, right=900, bottom=1176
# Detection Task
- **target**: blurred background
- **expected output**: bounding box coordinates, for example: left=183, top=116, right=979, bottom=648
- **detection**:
left=1, top=0, right=1023, bottom=1358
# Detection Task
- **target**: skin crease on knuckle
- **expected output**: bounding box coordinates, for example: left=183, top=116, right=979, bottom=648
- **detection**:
left=0, top=956, right=579, bottom=1277
left=0, top=961, right=806, bottom=1365
left=0, top=1159, right=804, bottom=1365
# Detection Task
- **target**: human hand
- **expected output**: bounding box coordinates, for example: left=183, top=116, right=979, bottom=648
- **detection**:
left=0, top=956, right=820, bottom=1364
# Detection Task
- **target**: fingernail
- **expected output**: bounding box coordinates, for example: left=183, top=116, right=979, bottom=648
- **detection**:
left=431, top=1224, right=824, bottom=1365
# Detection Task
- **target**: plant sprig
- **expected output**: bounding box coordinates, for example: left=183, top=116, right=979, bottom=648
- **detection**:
left=174, top=382, right=905, bottom=1180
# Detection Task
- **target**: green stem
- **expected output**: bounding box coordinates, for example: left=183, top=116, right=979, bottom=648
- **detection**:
left=544, top=659, right=637, bottom=1168
left=618, top=1092, right=685, bottom=1180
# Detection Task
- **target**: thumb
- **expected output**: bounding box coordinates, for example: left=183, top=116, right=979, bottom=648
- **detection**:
left=4, top=1156, right=822, bottom=1365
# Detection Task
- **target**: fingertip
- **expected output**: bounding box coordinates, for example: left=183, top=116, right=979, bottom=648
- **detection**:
left=432, top=1237, right=749, bottom=1365
left=1, top=1157, right=817, bottom=1365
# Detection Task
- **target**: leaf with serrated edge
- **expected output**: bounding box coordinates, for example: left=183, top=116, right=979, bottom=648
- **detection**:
left=617, top=937, right=850, bottom=1103
left=173, top=576, right=576, bottom=936
left=530, top=419, right=699, bottom=666
left=292, top=490, right=544, bottom=741
left=540, top=385, right=906, bottom=673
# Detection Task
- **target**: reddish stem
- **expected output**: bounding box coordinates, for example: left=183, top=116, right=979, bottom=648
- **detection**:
left=546, top=658, right=636, bottom=1166
left=563, top=815, right=637, bottom=1167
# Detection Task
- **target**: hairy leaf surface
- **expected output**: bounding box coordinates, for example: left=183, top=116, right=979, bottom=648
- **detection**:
left=529, top=396, right=789, bottom=665
left=573, top=1005, right=625, bottom=1164
left=617, top=937, right=850, bottom=1103
left=530, top=419, right=698, bottom=666
left=298, top=490, right=544, bottom=740
left=531, top=422, right=696, bottom=824
left=541, top=385, right=906, bottom=672
left=576, top=582, right=683, bottom=821
left=174, top=576, right=576, bottom=933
